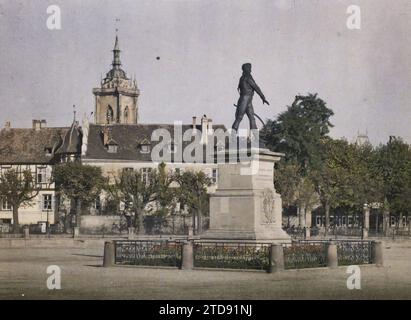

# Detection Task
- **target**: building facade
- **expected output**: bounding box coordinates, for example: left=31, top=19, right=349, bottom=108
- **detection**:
left=0, top=120, right=82, bottom=228
left=0, top=36, right=224, bottom=229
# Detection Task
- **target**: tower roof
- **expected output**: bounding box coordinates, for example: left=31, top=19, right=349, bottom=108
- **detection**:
left=55, top=120, right=82, bottom=154
left=105, top=35, right=127, bottom=80
left=95, top=35, right=139, bottom=95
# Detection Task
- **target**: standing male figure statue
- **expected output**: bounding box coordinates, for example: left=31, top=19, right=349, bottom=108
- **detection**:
left=232, top=63, right=270, bottom=132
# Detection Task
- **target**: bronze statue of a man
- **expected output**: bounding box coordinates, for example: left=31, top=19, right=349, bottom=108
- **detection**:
left=232, top=63, right=269, bottom=131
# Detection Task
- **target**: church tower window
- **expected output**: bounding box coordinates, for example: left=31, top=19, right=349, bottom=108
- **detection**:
left=106, top=106, right=114, bottom=124
left=124, top=106, right=129, bottom=124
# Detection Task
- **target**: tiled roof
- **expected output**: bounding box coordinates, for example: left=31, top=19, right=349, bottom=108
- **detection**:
left=0, top=127, right=68, bottom=164
left=84, top=123, right=226, bottom=162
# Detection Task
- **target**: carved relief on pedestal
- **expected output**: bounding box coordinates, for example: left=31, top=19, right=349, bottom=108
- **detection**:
left=261, top=188, right=276, bottom=224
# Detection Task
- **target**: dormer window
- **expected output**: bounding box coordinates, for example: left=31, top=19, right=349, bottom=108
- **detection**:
left=45, top=147, right=53, bottom=156
left=138, top=138, right=151, bottom=154
left=141, top=144, right=150, bottom=153
left=107, top=144, right=118, bottom=153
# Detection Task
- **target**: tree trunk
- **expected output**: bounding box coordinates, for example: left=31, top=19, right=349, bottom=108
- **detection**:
left=197, top=210, right=202, bottom=234
left=75, top=198, right=82, bottom=228
left=192, top=212, right=196, bottom=235
left=134, top=210, right=144, bottom=235
left=325, top=202, right=330, bottom=235
left=383, top=208, right=389, bottom=236
left=12, top=205, right=20, bottom=234
left=298, top=205, right=306, bottom=228
left=306, top=207, right=312, bottom=228
left=399, top=212, right=403, bottom=231
left=197, top=197, right=203, bottom=234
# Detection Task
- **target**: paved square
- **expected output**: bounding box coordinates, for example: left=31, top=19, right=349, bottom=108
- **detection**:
left=0, top=239, right=410, bottom=299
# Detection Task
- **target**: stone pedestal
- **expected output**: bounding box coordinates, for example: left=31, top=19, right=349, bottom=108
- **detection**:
left=203, top=148, right=291, bottom=243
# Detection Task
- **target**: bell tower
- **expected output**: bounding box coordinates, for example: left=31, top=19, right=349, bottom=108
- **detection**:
left=92, top=36, right=140, bottom=125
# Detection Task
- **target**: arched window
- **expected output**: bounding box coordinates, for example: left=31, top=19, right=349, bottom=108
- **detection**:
left=124, top=106, right=129, bottom=124
left=106, top=105, right=114, bottom=124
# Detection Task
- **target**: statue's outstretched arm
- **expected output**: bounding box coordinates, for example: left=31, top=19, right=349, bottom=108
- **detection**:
left=248, top=77, right=269, bottom=105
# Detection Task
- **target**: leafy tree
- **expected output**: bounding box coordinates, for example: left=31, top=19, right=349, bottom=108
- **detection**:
left=155, top=163, right=177, bottom=217
left=313, top=139, right=385, bottom=231
left=263, top=93, right=334, bottom=173
left=295, top=175, right=318, bottom=225
left=267, top=94, right=334, bottom=226
left=375, top=137, right=411, bottom=221
left=274, top=160, right=300, bottom=208
left=0, top=169, right=41, bottom=233
left=174, top=170, right=212, bottom=234
left=53, top=162, right=106, bottom=227
left=115, top=163, right=176, bottom=234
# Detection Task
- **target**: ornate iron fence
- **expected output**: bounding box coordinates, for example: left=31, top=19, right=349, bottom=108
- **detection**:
left=193, top=242, right=270, bottom=270
left=283, top=242, right=327, bottom=269
left=114, top=240, right=182, bottom=267
left=335, top=240, right=373, bottom=265
left=294, top=239, right=373, bottom=266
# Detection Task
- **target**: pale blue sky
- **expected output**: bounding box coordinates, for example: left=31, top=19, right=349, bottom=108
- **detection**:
left=0, top=0, right=410, bottom=145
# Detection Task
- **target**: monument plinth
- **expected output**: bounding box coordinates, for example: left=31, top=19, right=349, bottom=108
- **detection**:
left=203, top=146, right=291, bottom=243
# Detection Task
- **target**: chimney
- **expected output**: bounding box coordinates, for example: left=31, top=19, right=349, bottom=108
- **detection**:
left=201, top=114, right=208, bottom=144
left=192, top=116, right=197, bottom=129
left=33, top=120, right=41, bottom=130
left=4, top=121, right=11, bottom=130
left=32, top=119, right=47, bottom=130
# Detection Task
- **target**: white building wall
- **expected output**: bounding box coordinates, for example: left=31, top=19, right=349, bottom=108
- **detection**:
left=0, top=164, right=57, bottom=225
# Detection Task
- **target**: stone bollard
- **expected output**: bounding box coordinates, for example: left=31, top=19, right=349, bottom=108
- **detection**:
left=187, top=226, right=194, bottom=240
left=23, top=227, right=30, bottom=239
left=103, top=241, right=115, bottom=267
left=326, top=241, right=338, bottom=268
left=128, top=227, right=135, bottom=240
left=73, top=227, right=80, bottom=238
left=269, top=244, right=284, bottom=273
left=180, top=241, right=194, bottom=270
left=372, top=240, right=384, bottom=267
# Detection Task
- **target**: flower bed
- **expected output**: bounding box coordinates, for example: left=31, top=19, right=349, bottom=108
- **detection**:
left=193, top=242, right=270, bottom=270
left=283, top=243, right=327, bottom=269
left=114, top=240, right=181, bottom=267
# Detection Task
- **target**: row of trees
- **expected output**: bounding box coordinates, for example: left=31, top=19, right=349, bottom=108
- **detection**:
left=262, top=93, right=411, bottom=230
left=0, top=162, right=211, bottom=234
left=55, top=162, right=212, bottom=234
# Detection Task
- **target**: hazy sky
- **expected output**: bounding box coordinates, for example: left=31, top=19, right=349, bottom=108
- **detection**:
left=0, top=0, right=410, bottom=145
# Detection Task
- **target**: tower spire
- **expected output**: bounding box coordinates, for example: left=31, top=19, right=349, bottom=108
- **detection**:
left=73, top=105, right=76, bottom=122
left=112, top=35, right=121, bottom=69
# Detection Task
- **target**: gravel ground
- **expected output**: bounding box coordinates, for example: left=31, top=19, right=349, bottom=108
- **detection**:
left=0, top=239, right=410, bottom=299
